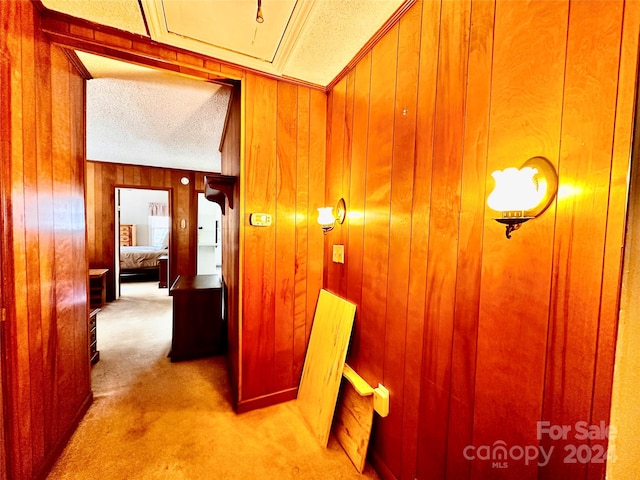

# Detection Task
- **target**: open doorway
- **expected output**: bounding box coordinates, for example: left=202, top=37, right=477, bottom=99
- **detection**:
left=197, top=192, right=222, bottom=275
left=115, top=187, right=170, bottom=298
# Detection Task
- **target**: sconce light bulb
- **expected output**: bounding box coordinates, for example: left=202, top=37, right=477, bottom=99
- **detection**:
left=487, top=167, right=543, bottom=212
left=317, top=207, right=335, bottom=226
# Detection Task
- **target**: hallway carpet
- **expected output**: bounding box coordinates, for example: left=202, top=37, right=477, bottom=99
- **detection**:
left=47, top=282, right=378, bottom=480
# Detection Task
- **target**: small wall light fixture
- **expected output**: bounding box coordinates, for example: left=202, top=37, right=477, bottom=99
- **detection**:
left=487, top=156, right=558, bottom=239
left=317, top=197, right=347, bottom=234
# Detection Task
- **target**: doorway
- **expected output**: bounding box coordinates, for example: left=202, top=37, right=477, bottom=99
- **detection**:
left=197, top=192, right=222, bottom=275
left=115, top=187, right=170, bottom=298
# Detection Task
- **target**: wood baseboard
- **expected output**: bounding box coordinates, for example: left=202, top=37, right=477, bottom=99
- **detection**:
left=368, top=450, right=398, bottom=480
left=236, top=387, right=298, bottom=413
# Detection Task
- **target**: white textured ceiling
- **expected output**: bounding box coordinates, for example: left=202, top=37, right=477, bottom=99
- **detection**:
left=80, top=52, right=230, bottom=173
left=41, top=0, right=408, bottom=86
left=41, top=0, right=409, bottom=172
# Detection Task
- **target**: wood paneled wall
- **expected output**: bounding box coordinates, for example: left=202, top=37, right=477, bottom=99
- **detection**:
left=0, top=1, right=91, bottom=479
left=86, top=161, right=215, bottom=301
left=324, top=1, right=640, bottom=479
left=238, top=73, right=326, bottom=411
left=35, top=6, right=329, bottom=413
left=220, top=85, right=241, bottom=404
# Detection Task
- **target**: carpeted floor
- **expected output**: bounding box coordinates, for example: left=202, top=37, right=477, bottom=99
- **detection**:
left=46, top=281, right=379, bottom=480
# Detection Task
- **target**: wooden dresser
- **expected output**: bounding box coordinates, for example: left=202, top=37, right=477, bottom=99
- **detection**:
left=119, top=224, right=136, bottom=246
left=169, top=274, right=225, bottom=362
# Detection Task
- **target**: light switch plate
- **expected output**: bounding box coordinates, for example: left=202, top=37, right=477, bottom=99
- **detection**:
left=332, top=244, right=345, bottom=263
left=249, top=213, right=272, bottom=226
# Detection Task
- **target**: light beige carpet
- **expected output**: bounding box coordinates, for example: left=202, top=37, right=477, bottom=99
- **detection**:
left=46, top=281, right=379, bottom=480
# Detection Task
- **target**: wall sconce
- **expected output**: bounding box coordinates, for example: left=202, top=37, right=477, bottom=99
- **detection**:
left=317, top=198, right=347, bottom=234
left=487, top=156, right=558, bottom=239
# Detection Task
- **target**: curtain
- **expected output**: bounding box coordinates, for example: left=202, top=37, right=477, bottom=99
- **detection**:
left=148, top=202, right=169, bottom=248
left=149, top=202, right=168, bottom=217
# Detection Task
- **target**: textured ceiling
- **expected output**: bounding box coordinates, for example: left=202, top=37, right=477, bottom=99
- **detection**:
left=80, top=52, right=230, bottom=173
left=40, top=0, right=410, bottom=172
left=41, top=0, right=408, bottom=86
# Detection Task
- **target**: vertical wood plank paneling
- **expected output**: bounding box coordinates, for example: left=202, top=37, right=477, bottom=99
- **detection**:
left=376, top=4, right=421, bottom=477
left=274, top=81, right=297, bottom=390
left=400, top=1, right=440, bottom=477
left=359, top=28, right=398, bottom=387
left=345, top=59, right=371, bottom=373
left=446, top=1, right=493, bottom=477
left=23, top=3, right=46, bottom=469
left=2, top=2, right=91, bottom=478
left=0, top=3, right=9, bottom=475
left=9, top=2, right=34, bottom=477
left=417, top=2, right=470, bottom=478
left=220, top=85, right=241, bottom=404
left=243, top=73, right=277, bottom=399
left=306, top=89, right=326, bottom=348
left=324, top=79, right=346, bottom=296
left=473, top=1, right=568, bottom=479
left=601, top=2, right=640, bottom=479
left=293, top=86, right=310, bottom=383
left=541, top=2, right=624, bottom=478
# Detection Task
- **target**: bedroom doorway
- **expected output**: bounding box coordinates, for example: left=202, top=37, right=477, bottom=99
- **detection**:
left=115, top=187, right=170, bottom=298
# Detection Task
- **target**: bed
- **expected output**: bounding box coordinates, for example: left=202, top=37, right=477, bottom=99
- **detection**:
left=120, top=245, right=168, bottom=280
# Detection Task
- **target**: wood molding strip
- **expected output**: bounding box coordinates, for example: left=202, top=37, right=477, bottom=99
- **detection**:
left=61, top=48, right=92, bottom=79
left=38, top=8, right=326, bottom=91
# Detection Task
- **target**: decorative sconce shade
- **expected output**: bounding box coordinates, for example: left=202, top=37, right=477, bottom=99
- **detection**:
left=487, top=156, right=558, bottom=239
left=318, top=198, right=347, bottom=234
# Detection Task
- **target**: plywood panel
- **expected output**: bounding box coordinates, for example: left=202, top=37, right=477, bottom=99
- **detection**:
left=334, top=365, right=375, bottom=473
left=297, top=290, right=356, bottom=446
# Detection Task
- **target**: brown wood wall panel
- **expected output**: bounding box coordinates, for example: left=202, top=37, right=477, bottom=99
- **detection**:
left=376, top=5, right=421, bottom=476
left=274, top=81, right=298, bottom=391
left=85, top=161, right=214, bottom=302
left=446, top=1, right=493, bottom=478
left=242, top=73, right=278, bottom=400
left=221, top=85, right=241, bottom=405
left=324, top=0, right=638, bottom=479
left=240, top=73, right=326, bottom=406
left=1, top=2, right=91, bottom=479
left=542, top=2, right=624, bottom=478
left=359, top=28, right=397, bottom=388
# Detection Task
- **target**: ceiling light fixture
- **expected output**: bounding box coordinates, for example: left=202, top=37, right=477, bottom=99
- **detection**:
left=256, top=0, right=264, bottom=23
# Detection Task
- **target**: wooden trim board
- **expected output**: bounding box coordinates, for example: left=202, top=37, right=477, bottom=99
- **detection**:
left=297, top=289, right=356, bottom=446
left=334, top=364, right=375, bottom=473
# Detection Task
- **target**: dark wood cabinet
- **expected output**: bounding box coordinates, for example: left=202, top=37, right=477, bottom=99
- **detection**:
left=89, top=268, right=108, bottom=309
left=169, top=274, right=225, bottom=362
left=89, top=308, right=100, bottom=365
left=158, top=255, right=168, bottom=288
